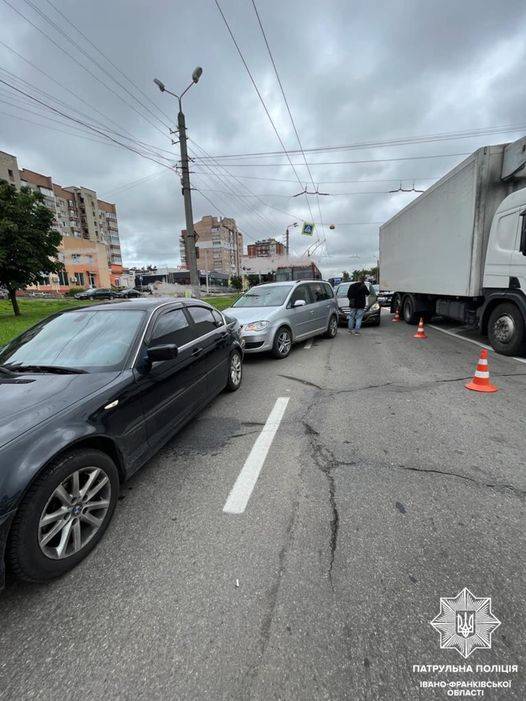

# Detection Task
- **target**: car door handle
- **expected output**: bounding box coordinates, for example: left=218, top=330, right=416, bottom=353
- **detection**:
left=192, top=347, right=203, bottom=356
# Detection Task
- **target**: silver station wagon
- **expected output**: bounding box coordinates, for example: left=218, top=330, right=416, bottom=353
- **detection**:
left=224, top=280, right=339, bottom=358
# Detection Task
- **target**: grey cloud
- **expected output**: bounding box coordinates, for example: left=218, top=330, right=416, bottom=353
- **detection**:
left=1, top=0, right=526, bottom=278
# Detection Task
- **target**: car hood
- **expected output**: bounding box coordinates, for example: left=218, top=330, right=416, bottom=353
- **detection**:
left=223, top=306, right=279, bottom=325
left=0, top=371, right=119, bottom=448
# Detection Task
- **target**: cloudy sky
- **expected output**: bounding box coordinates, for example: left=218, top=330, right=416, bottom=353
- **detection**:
left=1, top=0, right=526, bottom=277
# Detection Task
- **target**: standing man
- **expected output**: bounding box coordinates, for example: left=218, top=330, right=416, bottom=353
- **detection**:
left=347, top=276, right=369, bottom=334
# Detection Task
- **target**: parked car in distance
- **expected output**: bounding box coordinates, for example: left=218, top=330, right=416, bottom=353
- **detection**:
left=224, top=280, right=339, bottom=358
left=377, top=289, right=394, bottom=307
left=115, top=288, right=143, bottom=298
left=334, top=281, right=381, bottom=326
left=74, top=288, right=118, bottom=301
left=0, top=298, right=243, bottom=588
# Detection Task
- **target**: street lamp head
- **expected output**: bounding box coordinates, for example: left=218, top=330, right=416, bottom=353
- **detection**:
left=153, top=78, right=165, bottom=92
left=192, top=66, right=203, bottom=84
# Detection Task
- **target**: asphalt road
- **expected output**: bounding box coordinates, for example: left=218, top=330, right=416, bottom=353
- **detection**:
left=0, top=312, right=524, bottom=700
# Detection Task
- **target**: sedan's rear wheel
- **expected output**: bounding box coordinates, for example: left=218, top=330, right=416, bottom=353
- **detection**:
left=7, top=449, right=119, bottom=583
left=226, top=349, right=243, bottom=391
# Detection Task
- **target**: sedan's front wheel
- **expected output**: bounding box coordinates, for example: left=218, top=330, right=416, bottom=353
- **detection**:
left=7, top=449, right=119, bottom=583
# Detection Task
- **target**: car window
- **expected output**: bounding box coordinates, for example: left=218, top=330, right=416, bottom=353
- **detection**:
left=323, top=283, right=334, bottom=299
left=289, top=285, right=312, bottom=306
left=211, top=310, right=224, bottom=326
left=335, top=283, right=351, bottom=297
left=308, top=282, right=331, bottom=302
left=150, top=308, right=194, bottom=347
left=0, top=309, right=145, bottom=371
left=187, top=306, right=217, bottom=336
left=233, top=285, right=292, bottom=307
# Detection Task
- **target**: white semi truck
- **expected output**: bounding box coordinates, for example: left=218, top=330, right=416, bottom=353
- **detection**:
left=379, top=136, right=526, bottom=355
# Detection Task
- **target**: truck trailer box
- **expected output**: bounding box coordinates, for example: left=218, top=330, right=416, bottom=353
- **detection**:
left=379, top=144, right=522, bottom=298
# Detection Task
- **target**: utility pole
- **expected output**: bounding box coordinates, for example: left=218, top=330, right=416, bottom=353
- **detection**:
left=154, top=68, right=203, bottom=298
left=178, top=108, right=200, bottom=298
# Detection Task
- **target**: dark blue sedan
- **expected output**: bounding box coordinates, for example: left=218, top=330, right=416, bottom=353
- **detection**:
left=0, top=298, right=243, bottom=587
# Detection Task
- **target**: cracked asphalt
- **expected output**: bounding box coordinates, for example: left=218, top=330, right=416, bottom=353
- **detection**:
left=0, top=313, right=525, bottom=700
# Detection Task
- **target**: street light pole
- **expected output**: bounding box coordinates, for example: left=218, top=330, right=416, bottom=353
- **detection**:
left=285, top=222, right=298, bottom=256
left=154, top=68, right=203, bottom=298
left=177, top=106, right=200, bottom=298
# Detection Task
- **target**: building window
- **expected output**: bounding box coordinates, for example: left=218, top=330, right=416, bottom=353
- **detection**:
left=88, top=272, right=96, bottom=287
left=57, top=270, right=69, bottom=286
left=75, top=272, right=85, bottom=286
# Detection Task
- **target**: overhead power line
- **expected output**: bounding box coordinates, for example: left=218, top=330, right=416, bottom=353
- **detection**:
left=0, top=77, right=177, bottom=171
left=214, top=0, right=315, bottom=223
left=0, top=69, right=176, bottom=162
left=43, top=0, right=174, bottom=128
left=189, top=123, right=526, bottom=160
left=190, top=172, right=438, bottom=184
left=1, top=0, right=170, bottom=138
left=20, top=0, right=172, bottom=132
left=189, top=152, right=472, bottom=167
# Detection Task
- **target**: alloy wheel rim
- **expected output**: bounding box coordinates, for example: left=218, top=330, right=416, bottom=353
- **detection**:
left=230, top=353, right=242, bottom=385
left=38, top=467, right=111, bottom=560
left=330, top=318, right=337, bottom=336
left=494, top=314, right=515, bottom=344
left=278, top=331, right=291, bottom=355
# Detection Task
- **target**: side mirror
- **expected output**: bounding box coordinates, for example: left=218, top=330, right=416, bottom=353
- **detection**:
left=293, top=299, right=306, bottom=308
left=147, top=343, right=178, bottom=362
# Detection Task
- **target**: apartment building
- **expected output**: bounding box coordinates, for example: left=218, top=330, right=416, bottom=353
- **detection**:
left=180, top=215, right=243, bottom=276
left=247, top=237, right=286, bottom=257
left=0, top=150, right=122, bottom=292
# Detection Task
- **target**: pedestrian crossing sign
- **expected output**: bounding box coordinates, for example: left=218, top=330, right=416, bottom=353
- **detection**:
left=302, top=222, right=315, bottom=236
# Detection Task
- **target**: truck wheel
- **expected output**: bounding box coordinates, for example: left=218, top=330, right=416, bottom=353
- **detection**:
left=487, top=303, right=525, bottom=356
left=402, top=295, right=419, bottom=325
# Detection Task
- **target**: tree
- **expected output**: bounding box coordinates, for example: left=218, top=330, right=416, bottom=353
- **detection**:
left=342, top=270, right=350, bottom=281
left=230, top=275, right=243, bottom=291
left=0, top=182, right=62, bottom=316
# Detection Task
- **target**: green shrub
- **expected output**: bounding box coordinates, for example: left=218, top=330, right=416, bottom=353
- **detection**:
left=64, top=286, right=85, bottom=297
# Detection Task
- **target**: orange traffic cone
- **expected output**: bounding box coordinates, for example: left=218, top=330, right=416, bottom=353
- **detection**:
left=465, top=349, right=498, bottom=393
left=413, top=317, right=427, bottom=339
left=392, top=307, right=401, bottom=322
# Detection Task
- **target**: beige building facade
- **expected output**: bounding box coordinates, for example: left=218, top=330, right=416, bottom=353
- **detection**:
left=0, top=150, right=123, bottom=292
left=180, top=215, right=243, bottom=276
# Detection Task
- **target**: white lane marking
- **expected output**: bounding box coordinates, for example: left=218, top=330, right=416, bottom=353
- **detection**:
left=427, top=325, right=492, bottom=351
left=304, top=339, right=313, bottom=349
left=428, top=324, right=526, bottom=365
left=223, top=397, right=290, bottom=514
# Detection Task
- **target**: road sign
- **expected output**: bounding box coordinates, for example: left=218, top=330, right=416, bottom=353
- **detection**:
left=302, top=222, right=315, bottom=236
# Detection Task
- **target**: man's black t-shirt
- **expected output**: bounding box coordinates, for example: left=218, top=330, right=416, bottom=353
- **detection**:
left=347, top=282, right=368, bottom=309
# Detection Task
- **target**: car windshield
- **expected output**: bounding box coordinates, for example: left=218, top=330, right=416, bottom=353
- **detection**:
left=233, top=285, right=292, bottom=307
left=336, top=283, right=351, bottom=297
left=0, top=309, right=145, bottom=372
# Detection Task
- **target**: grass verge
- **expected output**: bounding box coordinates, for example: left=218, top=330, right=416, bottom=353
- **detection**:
left=0, top=294, right=239, bottom=345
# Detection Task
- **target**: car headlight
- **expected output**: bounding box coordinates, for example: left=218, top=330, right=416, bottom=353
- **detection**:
left=370, top=302, right=380, bottom=311
left=244, top=320, right=270, bottom=332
